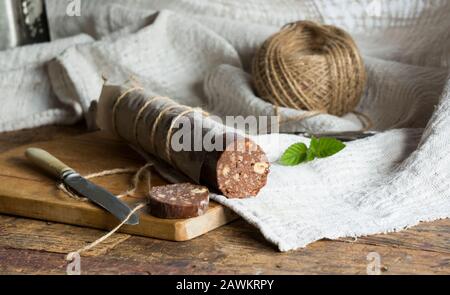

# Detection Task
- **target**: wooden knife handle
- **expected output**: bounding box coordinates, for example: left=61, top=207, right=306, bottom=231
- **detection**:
left=25, top=148, right=73, bottom=179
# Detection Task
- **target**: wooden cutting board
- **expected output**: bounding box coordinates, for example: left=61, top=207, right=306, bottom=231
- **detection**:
left=0, top=131, right=238, bottom=241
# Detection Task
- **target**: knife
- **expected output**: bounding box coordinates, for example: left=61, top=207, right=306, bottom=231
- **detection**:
left=300, top=131, right=378, bottom=142
left=25, top=148, right=139, bottom=225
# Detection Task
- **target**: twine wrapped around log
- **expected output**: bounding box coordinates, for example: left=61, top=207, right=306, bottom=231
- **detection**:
left=96, top=84, right=270, bottom=198
left=252, top=21, right=366, bottom=117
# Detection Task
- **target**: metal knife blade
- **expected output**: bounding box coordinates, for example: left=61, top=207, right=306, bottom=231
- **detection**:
left=301, top=131, right=378, bottom=142
left=63, top=171, right=139, bottom=225
left=25, top=148, right=139, bottom=225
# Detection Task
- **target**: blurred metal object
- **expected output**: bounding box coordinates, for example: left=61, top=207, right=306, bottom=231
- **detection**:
left=301, top=131, right=379, bottom=142
left=0, top=0, right=50, bottom=50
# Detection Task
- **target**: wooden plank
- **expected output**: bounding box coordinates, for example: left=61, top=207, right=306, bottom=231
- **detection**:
left=0, top=216, right=130, bottom=257
left=340, top=219, right=450, bottom=254
left=1, top=233, right=449, bottom=274
left=1, top=215, right=449, bottom=274
left=105, top=220, right=450, bottom=274
left=0, top=124, right=86, bottom=153
left=0, top=132, right=238, bottom=242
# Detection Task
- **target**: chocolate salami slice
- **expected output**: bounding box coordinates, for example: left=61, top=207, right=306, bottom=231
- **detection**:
left=148, top=183, right=209, bottom=219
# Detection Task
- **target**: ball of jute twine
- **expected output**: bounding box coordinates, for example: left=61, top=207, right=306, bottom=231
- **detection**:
left=252, top=21, right=367, bottom=117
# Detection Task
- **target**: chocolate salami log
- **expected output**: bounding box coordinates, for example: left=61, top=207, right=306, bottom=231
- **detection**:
left=148, top=183, right=209, bottom=219
left=96, top=84, right=270, bottom=198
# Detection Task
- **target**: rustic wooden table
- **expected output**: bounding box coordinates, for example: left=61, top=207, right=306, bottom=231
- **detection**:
left=0, top=125, right=448, bottom=275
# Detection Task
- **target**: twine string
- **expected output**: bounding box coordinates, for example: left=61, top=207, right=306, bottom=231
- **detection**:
left=68, top=203, right=146, bottom=256
left=58, top=167, right=141, bottom=202
left=133, top=96, right=169, bottom=150
left=148, top=105, right=180, bottom=158
left=60, top=163, right=153, bottom=258
left=113, top=87, right=209, bottom=167
left=117, top=163, right=153, bottom=199
left=165, top=108, right=197, bottom=163
left=112, top=86, right=144, bottom=138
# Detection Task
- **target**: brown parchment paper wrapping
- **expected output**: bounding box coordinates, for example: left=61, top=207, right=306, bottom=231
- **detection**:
left=96, top=84, right=236, bottom=187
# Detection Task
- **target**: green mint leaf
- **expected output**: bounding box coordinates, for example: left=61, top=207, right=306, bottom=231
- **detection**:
left=306, top=136, right=319, bottom=162
left=279, top=143, right=308, bottom=166
left=279, top=136, right=346, bottom=167
left=315, top=137, right=346, bottom=158
left=306, top=148, right=316, bottom=162
left=309, top=136, right=319, bottom=155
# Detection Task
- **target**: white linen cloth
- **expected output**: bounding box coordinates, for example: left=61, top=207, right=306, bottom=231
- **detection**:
left=1, top=0, right=449, bottom=251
